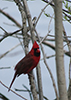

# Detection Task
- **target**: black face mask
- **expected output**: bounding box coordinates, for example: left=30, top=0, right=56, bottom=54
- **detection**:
left=34, top=48, right=40, bottom=57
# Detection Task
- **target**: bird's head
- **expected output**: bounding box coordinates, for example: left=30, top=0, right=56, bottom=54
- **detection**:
left=31, top=41, right=40, bottom=57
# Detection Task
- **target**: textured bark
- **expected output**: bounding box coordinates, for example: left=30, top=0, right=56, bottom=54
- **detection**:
left=54, top=0, right=68, bottom=100
left=68, top=80, right=71, bottom=100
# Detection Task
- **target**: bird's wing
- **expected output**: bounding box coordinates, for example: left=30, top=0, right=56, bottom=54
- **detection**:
left=15, top=53, right=34, bottom=75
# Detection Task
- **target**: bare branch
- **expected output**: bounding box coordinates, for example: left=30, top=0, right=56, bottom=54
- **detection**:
left=0, top=81, right=27, bottom=100
left=35, top=3, right=51, bottom=26
left=39, top=30, right=51, bottom=45
left=0, top=27, right=22, bottom=42
left=42, top=0, right=71, bottom=14
left=0, top=9, right=21, bottom=28
left=0, top=67, right=11, bottom=69
left=0, top=43, right=21, bottom=59
left=42, top=41, right=71, bottom=57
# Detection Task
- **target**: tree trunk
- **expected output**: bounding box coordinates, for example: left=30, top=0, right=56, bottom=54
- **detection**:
left=54, top=0, right=68, bottom=100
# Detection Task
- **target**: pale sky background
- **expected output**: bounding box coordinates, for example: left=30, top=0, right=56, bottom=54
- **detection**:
left=0, top=0, right=71, bottom=100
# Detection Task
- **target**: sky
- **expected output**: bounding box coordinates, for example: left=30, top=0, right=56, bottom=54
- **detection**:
left=0, top=0, right=71, bottom=100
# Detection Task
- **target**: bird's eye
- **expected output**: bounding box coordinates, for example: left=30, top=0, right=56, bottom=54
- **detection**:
left=34, top=48, right=40, bottom=57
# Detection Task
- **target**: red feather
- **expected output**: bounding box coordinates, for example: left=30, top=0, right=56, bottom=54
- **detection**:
left=8, top=41, right=40, bottom=91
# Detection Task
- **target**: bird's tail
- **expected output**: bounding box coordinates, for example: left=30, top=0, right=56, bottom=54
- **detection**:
left=8, top=72, right=17, bottom=92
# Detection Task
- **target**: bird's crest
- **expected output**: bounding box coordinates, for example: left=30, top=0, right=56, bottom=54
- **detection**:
left=33, top=41, right=39, bottom=49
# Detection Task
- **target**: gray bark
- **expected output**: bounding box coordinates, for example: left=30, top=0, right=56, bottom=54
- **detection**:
left=54, top=0, right=68, bottom=100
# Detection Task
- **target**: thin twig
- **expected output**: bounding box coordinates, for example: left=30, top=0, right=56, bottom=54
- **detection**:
left=35, top=3, right=50, bottom=26
left=42, top=40, right=71, bottom=57
left=0, top=9, right=21, bottom=28
left=15, top=88, right=49, bottom=100
left=42, top=0, right=71, bottom=14
left=0, top=27, right=22, bottom=42
left=41, top=54, right=55, bottom=61
left=0, top=67, right=11, bottom=69
left=0, top=81, right=27, bottom=100
left=48, top=13, right=54, bottom=31
left=0, top=26, right=8, bottom=34
left=0, top=43, right=21, bottom=59
left=3, top=22, right=19, bottom=27
left=48, top=34, right=71, bottom=38
left=38, top=31, right=51, bottom=45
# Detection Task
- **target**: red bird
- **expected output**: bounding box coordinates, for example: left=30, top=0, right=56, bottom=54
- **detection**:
left=8, top=41, right=40, bottom=91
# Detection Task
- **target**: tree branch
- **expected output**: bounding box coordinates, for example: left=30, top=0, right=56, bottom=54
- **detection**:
left=0, top=9, right=21, bottom=28
left=0, top=43, right=21, bottom=59
left=0, top=27, right=22, bottom=42
left=0, top=81, right=27, bottom=100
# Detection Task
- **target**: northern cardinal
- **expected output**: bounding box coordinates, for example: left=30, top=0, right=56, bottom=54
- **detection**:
left=8, top=41, right=40, bottom=91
